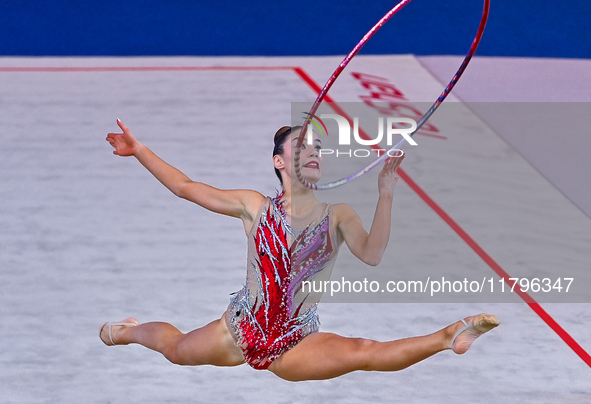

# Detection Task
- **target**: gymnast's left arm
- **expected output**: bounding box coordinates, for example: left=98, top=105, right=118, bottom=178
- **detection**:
left=335, top=154, right=404, bottom=266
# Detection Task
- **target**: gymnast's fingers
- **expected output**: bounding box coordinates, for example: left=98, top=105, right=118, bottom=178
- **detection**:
left=384, top=153, right=404, bottom=173
left=116, top=118, right=130, bottom=134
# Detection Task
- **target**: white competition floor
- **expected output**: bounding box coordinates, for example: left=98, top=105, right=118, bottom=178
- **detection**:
left=1, top=55, right=590, bottom=403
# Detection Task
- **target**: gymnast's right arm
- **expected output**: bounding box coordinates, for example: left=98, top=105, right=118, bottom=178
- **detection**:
left=106, top=119, right=264, bottom=222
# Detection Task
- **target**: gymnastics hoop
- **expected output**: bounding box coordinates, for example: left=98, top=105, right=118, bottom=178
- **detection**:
left=294, top=0, right=491, bottom=190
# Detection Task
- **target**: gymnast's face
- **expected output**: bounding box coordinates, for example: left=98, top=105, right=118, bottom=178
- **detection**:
left=276, top=129, right=323, bottom=185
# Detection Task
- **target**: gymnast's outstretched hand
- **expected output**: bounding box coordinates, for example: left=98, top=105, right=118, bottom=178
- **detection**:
left=106, top=119, right=140, bottom=157
left=377, top=152, right=405, bottom=196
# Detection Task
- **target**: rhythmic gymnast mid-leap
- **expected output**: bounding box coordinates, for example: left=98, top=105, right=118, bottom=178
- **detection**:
left=101, top=120, right=499, bottom=381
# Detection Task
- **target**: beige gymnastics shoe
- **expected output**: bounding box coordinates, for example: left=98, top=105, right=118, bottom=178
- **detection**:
left=99, top=318, right=139, bottom=346
left=450, top=314, right=500, bottom=354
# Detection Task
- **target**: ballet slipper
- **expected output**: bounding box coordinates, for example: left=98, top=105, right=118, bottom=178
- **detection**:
left=100, top=318, right=139, bottom=346
left=450, top=314, right=499, bottom=354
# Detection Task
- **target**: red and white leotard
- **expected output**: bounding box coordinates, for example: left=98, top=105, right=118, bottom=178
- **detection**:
left=226, top=192, right=340, bottom=370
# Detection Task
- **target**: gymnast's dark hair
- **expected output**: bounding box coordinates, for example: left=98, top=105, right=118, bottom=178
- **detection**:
left=273, top=125, right=302, bottom=186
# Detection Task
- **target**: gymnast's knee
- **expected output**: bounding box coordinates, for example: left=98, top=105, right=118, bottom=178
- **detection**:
left=162, top=345, right=182, bottom=365
left=161, top=340, right=194, bottom=366
left=349, top=338, right=380, bottom=371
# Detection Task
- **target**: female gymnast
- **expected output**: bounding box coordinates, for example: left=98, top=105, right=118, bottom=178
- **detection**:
left=101, top=120, right=499, bottom=381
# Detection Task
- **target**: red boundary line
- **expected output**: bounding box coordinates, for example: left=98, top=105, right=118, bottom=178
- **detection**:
left=0, top=66, right=294, bottom=72
left=3, top=63, right=589, bottom=366
left=293, top=66, right=591, bottom=367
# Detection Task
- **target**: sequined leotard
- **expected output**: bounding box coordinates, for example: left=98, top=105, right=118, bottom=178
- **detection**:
left=226, top=193, right=340, bottom=370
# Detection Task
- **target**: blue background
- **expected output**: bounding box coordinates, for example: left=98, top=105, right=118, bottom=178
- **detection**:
left=1, top=0, right=589, bottom=58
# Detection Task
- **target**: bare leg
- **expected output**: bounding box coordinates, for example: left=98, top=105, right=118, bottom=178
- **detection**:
left=100, top=313, right=244, bottom=367
left=268, top=314, right=499, bottom=381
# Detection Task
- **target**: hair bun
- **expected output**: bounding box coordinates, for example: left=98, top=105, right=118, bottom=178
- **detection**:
left=274, top=126, right=292, bottom=144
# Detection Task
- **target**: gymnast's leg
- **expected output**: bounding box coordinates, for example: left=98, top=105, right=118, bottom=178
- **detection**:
left=99, top=313, right=244, bottom=367
left=268, top=314, right=499, bottom=382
